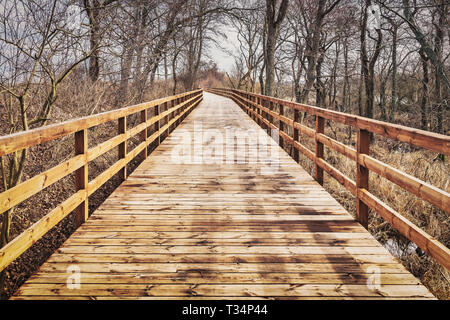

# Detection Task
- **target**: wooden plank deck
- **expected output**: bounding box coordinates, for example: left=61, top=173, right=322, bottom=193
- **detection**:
left=11, top=92, right=434, bottom=300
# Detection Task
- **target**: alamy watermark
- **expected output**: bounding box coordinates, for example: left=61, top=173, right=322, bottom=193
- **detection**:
left=66, top=265, right=81, bottom=289
left=366, top=266, right=381, bottom=291
left=65, top=4, right=83, bottom=31
left=170, top=121, right=280, bottom=174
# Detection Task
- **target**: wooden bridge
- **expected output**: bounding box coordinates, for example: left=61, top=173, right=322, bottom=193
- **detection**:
left=1, top=89, right=449, bottom=299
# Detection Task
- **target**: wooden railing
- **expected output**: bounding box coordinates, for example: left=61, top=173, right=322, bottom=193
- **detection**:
left=0, top=89, right=203, bottom=272
left=206, top=87, right=450, bottom=271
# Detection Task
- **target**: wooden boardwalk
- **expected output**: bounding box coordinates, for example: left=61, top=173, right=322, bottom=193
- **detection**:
left=11, top=92, right=434, bottom=299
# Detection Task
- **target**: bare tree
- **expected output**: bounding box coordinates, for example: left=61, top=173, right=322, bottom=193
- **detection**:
left=377, top=0, right=448, bottom=133
left=398, top=0, right=449, bottom=91
left=82, top=0, right=118, bottom=82
left=294, top=0, right=342, bottom=103
left=229, top=0, right=265, bottom=91
left=419, top=48, right=430, bottom=130
left=360, top=0, right=383, bottom=118
left=263, top=0, right=289, bottom=96
left=0, top=0, right=94, bottom=297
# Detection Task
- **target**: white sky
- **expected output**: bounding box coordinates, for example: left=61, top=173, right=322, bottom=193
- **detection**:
left=208, top=26, right=239, bottom=73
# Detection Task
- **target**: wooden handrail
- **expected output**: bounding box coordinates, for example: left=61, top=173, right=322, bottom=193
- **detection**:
left=0, top=90, right=202, bottom=157
left=0, top=89, right=203, bottom=272
left=206, top=87, right=450, bottom=271
left=209, top=88, right=450, bottom=155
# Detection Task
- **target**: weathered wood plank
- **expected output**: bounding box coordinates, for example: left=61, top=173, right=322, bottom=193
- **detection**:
left=14, top=283, right=434, bottom=298
left=61, top=238, right=381, bottom=247
left=24, top=271, right=421, bottom=285
left=43, top=253, right=400, bottom=264
left=69, top=231, right=374, bottom=239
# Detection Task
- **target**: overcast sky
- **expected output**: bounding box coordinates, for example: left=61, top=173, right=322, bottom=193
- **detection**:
left=208, top=25, right=238, bottom=73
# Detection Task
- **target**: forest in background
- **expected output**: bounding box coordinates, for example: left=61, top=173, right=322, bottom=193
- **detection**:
left=0, top=0, right=448, bottom=299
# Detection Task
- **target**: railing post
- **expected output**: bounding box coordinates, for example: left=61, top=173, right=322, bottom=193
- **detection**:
left=168, top=100, right=172, bottom=135
left=253, top=95, right=260, bottom=127
left=279, top=103, right=284, bottom=149
left=175, top=97, right=180, bottom=128
left=140, top=109, right=148, bottom=160
left=74, top=129, right=88, bottom=226
left=246, top=94, right=250, bottom=116
left=293, top=109, right=299, bottom=163
left=262, top=98, right=268, bottom=130
left=165, top=100, right=170, bottom=140
left=118, top=116, right=127, bottom=180
left=181, top=95, right=187, bottom=122
left=169, top=98, right=176, bottom=134
left=177, top=96, right=183, bottom=126
left=185, top=94, right=190, bottom=117
left=243, top=93, right=247, bottom=111
left=258, top=96, right=263, bottom=127
left=174, top=97, right=179, bottom=129
left=244, top=93, right=248, bottom=114
left=315, top=115, right=325, bottom=185
left=269, top=101, right=274, bottom=125
left=185, top=93, right=190, bottom=118
left=250, top=95, right=255, bottom=122
left=156, top=103, right=161, bottom=146
left=356, top=128, right=370, bottom=229
left=256, top=96, right=261, bottom=126
left=250, top=95, right=254, bottom=120
left=247, top=94, right=252, bottom=119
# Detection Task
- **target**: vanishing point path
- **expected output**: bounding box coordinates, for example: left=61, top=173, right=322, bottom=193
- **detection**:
left=11, top=92, right=434, bottom=299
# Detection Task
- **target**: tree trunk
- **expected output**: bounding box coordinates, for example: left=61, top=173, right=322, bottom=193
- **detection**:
left=342, top=38, right=350, bottom=113
left=264, top=23, right=276, bottom=96
left=118, top=46, right=133, bottom=106
left=264, top=0, right=289, bottom=97
left=315, top=50, right=325, bottom=107
left=360, top=0, right=382, bottom=119
left=379, top=79, right=387, bottom=121
left=402, top=0, right=449, bottom=92
left=389, top=24, right=398, bottom=122
left=433, top=4, right=445, bottom=134
left=298, top=0, right=341, bottom=103
left=84, top=0, right=101, bottom=82
left=419, top=49, right=429, bottom=131
left=259, top=61, right=265, bottom=95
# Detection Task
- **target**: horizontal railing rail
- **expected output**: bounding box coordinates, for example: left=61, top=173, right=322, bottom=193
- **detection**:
left=206, top=87, right=450, bottom=271
left=0, top=89, right=203, bottom=272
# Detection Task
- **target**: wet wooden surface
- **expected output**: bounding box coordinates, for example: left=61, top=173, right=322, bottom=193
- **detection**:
left=12, top=92, right=434, bottom=299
